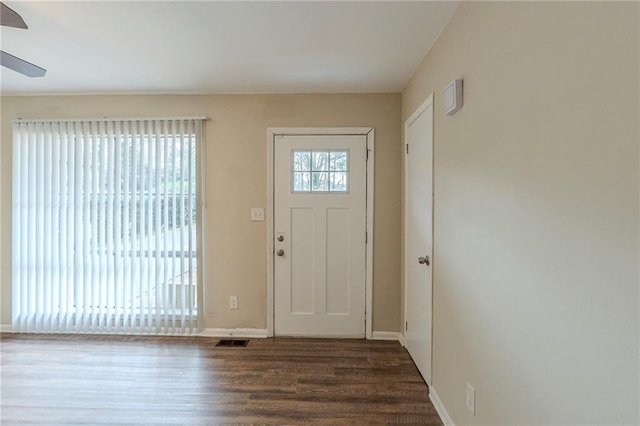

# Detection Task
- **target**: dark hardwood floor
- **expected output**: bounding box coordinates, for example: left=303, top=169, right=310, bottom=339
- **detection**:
left=0, top=334, right=442, bottom=425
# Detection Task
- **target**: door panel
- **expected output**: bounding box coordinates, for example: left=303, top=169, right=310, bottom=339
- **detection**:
left=274, top=135, right=366, bottom=337
left=405, top=99, right=433, bottom=384
left=326, top=208, right=350, bottom=315
left=290, top=208, right=314, bottom=314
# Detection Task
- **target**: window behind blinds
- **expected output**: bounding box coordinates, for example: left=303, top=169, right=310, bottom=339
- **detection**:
left=12, top=118, right=205, bottom=334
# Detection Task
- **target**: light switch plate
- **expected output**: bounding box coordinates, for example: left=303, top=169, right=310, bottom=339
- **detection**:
left=251, top=208, right=265, bottom=222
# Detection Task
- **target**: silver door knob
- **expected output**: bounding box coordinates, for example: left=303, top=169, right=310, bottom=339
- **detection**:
left=277, top=235, right=284, bottom=242
left=277, top=249, right=285, bottom=256
left=418, top=255, right=430, bottom=265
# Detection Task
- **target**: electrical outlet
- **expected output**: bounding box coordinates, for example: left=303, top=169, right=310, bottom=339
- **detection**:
left=229, top=296, right=238, bottom=310
left=466, top=382, right=475, bottom=415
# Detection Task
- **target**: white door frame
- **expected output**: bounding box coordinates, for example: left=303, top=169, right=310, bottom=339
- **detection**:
left=403, top=95, right=434, bottom=384
left=267, top=127, right=375, bottom=339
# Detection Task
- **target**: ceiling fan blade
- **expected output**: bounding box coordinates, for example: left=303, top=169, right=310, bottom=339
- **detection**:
left=0, top=3, right=27, bottom=29
left=1, top=50, right=45, bottom=77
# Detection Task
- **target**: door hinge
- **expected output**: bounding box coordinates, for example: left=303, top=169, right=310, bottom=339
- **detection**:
left=365, top=231, right=368, bottom=244
left=405, top=321, right=408, bottom=331
left=406, top=143, right=409, bottom=154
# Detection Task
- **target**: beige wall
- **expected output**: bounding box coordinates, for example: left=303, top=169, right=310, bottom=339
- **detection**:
left=0, top=93, right=402, bottom=332
left=402, top=1, right=639, bottom=424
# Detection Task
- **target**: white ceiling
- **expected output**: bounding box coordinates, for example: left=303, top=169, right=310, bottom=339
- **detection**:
left=0, top=1, right=459, bottom=95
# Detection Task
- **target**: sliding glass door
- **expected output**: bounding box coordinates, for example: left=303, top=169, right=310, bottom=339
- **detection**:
left=12, top=118, right=204, bottom=334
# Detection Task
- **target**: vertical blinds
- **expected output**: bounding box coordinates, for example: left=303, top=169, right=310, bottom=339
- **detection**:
left=12, top=118, right=204, bottom=334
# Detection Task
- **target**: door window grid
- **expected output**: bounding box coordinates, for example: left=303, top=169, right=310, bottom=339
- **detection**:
left=292, top=150, right=349, bottom=193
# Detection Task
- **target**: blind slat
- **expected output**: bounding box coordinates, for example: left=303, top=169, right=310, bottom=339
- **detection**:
left=113, top=120, right=122, bottom=333
left=170, top=120, right=178, bottom=333
left=92, top=121, right=101, bottom=331
left=162, top=120, right=170, bottom=333
left=140, top=120, right=147, bottom=332
left=51, top=122, right=61, bottom=332
left=106, top=121, right=115, bottom=332
left=154, top=121, right=162, bottom=332
left=35, top=122, right=44, bottom=331
left=43, top=122, right=52, bottom=332
left=130, top=121, right=139, bottom=333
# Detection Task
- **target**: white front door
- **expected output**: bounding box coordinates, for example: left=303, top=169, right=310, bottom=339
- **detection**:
left=404, top=97, right=434, bottom=384
left=274, top=134, right=367, bottom=337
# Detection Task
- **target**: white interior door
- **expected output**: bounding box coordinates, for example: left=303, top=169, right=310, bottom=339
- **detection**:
left=274, top=134, right=367, bottom=337
left=405, top=97, right=433, bottom=384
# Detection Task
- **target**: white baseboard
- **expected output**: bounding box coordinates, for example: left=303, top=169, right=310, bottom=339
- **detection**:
left=0, top=326, right=269, bottom=338
left=399, top=332, right=406, bottom=347
left=198, top=328, right=268, bottom=338
left=429, top=386, right=454, bottom=426
left=371, top=331, right=402, bottom=341
left=1, top=326, right=401, bottom=343
left=273, top=331, right=365, bottom=338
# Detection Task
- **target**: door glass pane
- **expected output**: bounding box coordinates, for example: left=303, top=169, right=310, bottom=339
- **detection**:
left=329, top=172, right=348, bottom=192
left=330, top=151, right=348, bottom=171
left=293, top=151, right=311, bottom=171
left=311, top=172, right=328, bottom=191
left=312, top=151, right=329, bottom=171
left=293, top=172, right=310, bottom=191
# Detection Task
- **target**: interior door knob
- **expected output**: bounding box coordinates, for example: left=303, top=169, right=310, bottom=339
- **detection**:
left=277, top=235, right=284, bottom=242
left=277, top=249, right=285, bottom=256
left=418, top=255, right=430, bottom=265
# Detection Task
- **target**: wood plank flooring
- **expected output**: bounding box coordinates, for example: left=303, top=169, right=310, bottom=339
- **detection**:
left=0, top=334, right=442, bottom=425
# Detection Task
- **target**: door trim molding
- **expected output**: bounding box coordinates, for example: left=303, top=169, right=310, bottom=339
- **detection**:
left=403, top=95, right=434, bottom=384
left=267, top=127, right=375, bottom=339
